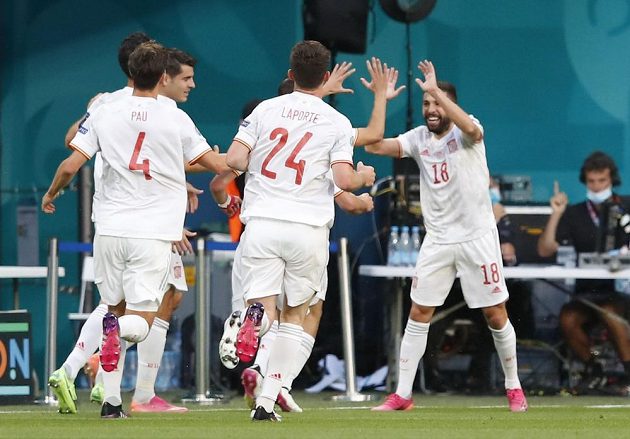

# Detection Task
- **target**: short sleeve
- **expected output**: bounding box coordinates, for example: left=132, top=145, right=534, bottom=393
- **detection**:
left=178, top=111, right=211, bottom=163
left=330, top=117, right=354, bottom=165
left=69, top=109, right=100, bottom=159
left=233, top=106, right=260, bottom=150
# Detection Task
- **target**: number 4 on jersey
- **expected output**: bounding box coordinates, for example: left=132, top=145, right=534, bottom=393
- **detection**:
left=129, top=132, right=152, bottom=180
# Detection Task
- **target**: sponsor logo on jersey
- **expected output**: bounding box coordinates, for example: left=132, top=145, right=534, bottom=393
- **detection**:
left=240, top=119, right=250, bottom=128
left=491, top=286, right=502, bottom=294
left=420, top=149, right=430, bottom=156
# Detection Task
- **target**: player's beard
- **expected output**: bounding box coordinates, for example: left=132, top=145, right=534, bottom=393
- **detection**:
left=424, top=113, right=451, bottom=135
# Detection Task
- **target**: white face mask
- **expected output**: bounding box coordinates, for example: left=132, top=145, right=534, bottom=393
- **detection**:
left=586, top=187, right=612, bottom=204
left=489, top=187, right=501, bottom=205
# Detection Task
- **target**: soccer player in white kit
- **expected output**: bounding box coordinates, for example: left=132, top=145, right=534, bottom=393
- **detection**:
left=365, top=60, right=528, bottom=413
left=48, top=34, right=201, bottom=414
left=42, top=42, right=229, bottom=418
left=218, top=62, right=403, bottom=413
left=225, top=40, right=375, bottom=421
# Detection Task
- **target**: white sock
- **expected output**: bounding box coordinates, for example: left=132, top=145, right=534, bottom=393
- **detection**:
left=256, top=322, right=303, bottom=412
left=119, top=315, right=150, bottom=343
left=62, top=304, right=107, bottom=380
left=283, top=332, right=315, bottom=390
left=134, top=317, right=169, bottom=404
left=395, top=319, right=430, bottom=399
left=102, top=339, right=127, bottom=406
left=254, top=320, right=278, bottom=376
left=490, top=320, right=521, bottom=390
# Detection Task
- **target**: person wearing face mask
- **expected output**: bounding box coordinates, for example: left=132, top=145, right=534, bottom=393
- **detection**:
left=537, top=150, right=630, bottom=394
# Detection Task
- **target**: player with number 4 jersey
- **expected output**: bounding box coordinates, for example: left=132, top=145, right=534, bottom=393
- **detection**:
left=364, top=60, right=527, bottom=413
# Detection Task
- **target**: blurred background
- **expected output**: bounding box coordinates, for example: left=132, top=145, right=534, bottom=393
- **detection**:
left=2, top=0, right=630, bottom=395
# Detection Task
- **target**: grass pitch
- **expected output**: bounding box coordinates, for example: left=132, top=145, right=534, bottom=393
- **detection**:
left=3, top=391, right=630, bottom=439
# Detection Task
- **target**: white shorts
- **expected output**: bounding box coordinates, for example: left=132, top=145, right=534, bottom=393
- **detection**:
left=168, top=252, right=188, bottom=292
left=93, top=234, right=171, bottom=312
left=240, top=218, right=329, bottom=307
left=410, top=227, right=509, bottom=309
left=232, top=244, right=326, bottom=311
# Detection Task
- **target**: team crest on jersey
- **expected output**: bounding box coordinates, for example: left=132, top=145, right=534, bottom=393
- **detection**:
left=447, top=139, right=458, bottom=153
left=78, top=112, right=91, bottom=134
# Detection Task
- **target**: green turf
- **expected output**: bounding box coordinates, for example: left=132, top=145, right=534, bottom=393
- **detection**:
left=3, top=391, right=630, bottom=439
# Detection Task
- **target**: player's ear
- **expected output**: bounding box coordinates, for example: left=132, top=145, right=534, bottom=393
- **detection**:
left=322, top=71, right=331, bottom=83
left=287, top=69, right=295, bottom=81
left=160, top=72, right=169, bottom=87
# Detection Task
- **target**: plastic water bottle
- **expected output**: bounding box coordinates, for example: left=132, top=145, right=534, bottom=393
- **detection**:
left=387, top=226, right=401, bottom=266
left=399, top=226, right=413, bottom=266
left=411, top=226, right=422, bottom=266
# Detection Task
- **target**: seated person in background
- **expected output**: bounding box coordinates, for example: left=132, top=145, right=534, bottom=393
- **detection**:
left=537, top=151, right=630, bottom=394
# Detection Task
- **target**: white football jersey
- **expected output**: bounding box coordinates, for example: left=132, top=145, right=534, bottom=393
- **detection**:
left=84, top=87, right=177, bottom=221
left=70, top=95, right=211, bottom=241
left=398, top=115, right=495, bottom=244
left=235, top=91, right=355, bottom=228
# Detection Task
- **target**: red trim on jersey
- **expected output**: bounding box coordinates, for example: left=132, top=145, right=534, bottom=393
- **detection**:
left=69, top=143, right=91, bottom=160
left=331, top=160, right=353, bottom=167
left=334, top=190, right=344, bottom=198
left=233, top=138, right=252, bottom=151
left=189, top=148, right=212, bottom=165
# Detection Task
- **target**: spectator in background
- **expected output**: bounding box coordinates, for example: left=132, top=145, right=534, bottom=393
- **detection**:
left=537, top=151, right=630, bottom=394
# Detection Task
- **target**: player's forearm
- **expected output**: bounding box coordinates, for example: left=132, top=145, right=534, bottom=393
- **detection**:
left=356, top=93, right=387, bottom=146
left=195, top=151, right=230, bottom=174
left=209, top=170, right=238, bottom=204
left=537, top=212, right=562, bottom=257
left=46, top=160, right=79, bottom=198
left=430, top=88, right=481, bottom=141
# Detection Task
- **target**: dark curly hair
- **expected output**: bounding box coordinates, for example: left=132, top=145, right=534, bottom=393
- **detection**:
left=579, top=150, right=621, bottom=186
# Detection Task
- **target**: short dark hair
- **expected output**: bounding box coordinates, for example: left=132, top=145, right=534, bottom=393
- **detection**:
left=166, top=48, right=196, bottom=77
left=437, top=81, right=457, bottom=103
left=580, top=150, right=621, bottom=186
left=277, top=78, right=294, bottom=96
left=118, top=32, right=152, bottom=78
left=128, top=42, right=168, bottom=91
left=289, top=40, right=330, bottom=89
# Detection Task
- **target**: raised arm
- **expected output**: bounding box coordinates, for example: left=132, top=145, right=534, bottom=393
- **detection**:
left=416, top=60, right=481, bottom=142
left=364, top=137, right=401, bottom=158
left=354, top=58, right=389, bottom=146
left=537, top=181, right=569, bottom=257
